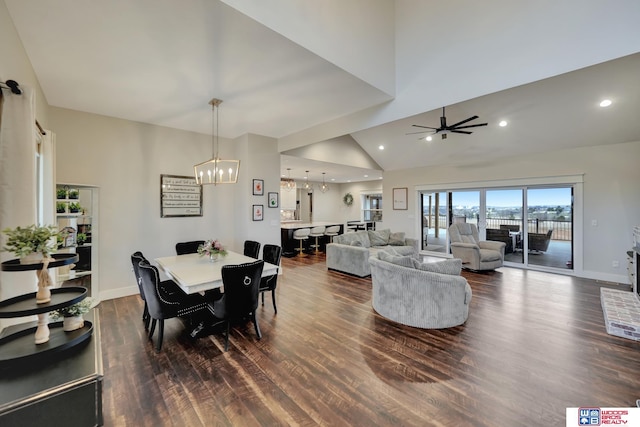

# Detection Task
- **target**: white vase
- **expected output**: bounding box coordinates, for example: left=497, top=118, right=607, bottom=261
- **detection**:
left=20, top=252, right=44, bottom=264
left=63, top=315, right=85, bottom=332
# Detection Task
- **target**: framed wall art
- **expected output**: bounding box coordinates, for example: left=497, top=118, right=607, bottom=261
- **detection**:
left=253, top=204, right=264, bottom=221
left=392, top=187, right=408, bottom=210
left=160, top=174, right=203, bottom=217
left=253, top=179, right=264, bottom=196
left=268, top=192, right=279, bottom=208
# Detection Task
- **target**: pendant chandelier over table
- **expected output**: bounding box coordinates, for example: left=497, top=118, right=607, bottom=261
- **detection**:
left=194, top=98, right=240, bottom=185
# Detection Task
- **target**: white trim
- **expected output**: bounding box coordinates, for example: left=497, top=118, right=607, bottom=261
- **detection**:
left=415, top=174, right=584, bottom=192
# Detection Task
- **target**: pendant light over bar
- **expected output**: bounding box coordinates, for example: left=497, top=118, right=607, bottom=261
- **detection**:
left=194, top=98, right=240, bottom=185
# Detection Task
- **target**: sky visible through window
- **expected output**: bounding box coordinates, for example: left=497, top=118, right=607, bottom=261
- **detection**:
left=450, top=188, right=571, bottom=207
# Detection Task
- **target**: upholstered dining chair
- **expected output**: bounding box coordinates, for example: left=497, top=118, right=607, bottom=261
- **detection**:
left=308, top=226, right=326, bottom=253
left=448, top=223, right=506, bottom=271
left=243, top=240, right=261, bottom=259
left=130, top=251, right=150, bottom=330
left=259, top=244, right=282, bottom=313
left=175, top=240, right=205, bottom=255
left=137, top=259, right=210, bottom=352
left=209, top=259, right=265, bottom=351
left=293, top=228, right=310, bottom=257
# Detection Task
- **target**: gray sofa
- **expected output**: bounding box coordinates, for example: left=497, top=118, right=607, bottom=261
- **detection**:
left=326, top=229, right=419, bottom=277
left=369, top=254, right=472, bottom=329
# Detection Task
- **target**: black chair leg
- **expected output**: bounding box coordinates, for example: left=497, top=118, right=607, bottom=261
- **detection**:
left=224, top=322, right=230, bottom=352
left=271, top=291, right=277, bottom=314
left=155, top=319, right=164, bottom=353
left=149, top=319, right=157, bottom=340
left=261, top=292, right=265, bottom=306
left=143, top=304, right=150, bottom=330
left=252, top=312, right=262, bottom=340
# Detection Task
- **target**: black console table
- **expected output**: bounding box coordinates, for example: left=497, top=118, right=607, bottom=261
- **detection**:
left=0, top=309, right=103, bottom=426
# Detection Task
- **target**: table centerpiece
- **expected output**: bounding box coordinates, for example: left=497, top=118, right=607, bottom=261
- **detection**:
left=197, top=239, right=228, bottom=262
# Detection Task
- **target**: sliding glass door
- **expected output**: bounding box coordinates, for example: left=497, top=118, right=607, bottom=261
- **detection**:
left=486, top=189, right=524, bottom=265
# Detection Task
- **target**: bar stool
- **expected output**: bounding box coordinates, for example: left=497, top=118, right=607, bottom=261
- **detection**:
left=324, top=225, right=341, bottom=243
left=308, top=226, right=326, bottom=253
left=293, top=228, right=310, bottom=257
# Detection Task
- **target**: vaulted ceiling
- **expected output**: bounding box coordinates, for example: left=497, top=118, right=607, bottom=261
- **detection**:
left=5, top=0, right=640, bottom=182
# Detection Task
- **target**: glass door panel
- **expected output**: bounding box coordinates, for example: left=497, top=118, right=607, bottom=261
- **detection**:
left=526, top=187, right=573, bottom=269
left=421, top=192, right=447, bottom=253
left=486, top=189, right=524, bottom=265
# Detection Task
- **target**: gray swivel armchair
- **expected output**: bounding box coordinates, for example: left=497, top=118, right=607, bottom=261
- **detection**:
left=448, top=223, right=505, bottom=271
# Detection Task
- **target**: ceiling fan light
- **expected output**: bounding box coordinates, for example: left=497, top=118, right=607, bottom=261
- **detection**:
left=599, top=99, right=612, bottom=107
left=499, top=120, right=508, bottom=127
left=425, top=136, right=432, bottom=141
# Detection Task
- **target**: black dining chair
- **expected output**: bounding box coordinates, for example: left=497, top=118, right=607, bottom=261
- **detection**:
left=137, top=259, right=211, bottom=352
left=130, top=251, right=151, bottom=330
left=209, top=259, right=264, bottom=351
left=175, top=240, right=205, bottom=255
left=259, top=244, right=282, bottom=313
left=243, top=240, right=261, bottom=259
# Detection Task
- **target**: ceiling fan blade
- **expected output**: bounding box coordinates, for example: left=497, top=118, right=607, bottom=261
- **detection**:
left=411, top=124, right=438, bottom=130
left=450, top=130, right=472, bottom=134
left=448, top=115, right=479, bottom=128
left=452, top=123, right=488, bottom=130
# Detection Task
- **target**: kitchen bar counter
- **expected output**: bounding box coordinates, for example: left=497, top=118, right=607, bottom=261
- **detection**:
left=281, top=221, right=344, bottom=256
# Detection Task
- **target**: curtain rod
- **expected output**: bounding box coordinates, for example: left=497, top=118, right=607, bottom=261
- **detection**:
left=0, top=79, right=46, bottom=135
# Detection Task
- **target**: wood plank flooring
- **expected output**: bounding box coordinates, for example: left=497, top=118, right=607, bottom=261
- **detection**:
left=100, top=254, right=640, bottom=426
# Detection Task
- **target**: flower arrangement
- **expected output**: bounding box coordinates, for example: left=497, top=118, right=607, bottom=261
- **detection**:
left=197, top=239, right=228, bottom=258
left=2, top=224, right=59, bottom=258
left=50, top=297, right=96, bottom=320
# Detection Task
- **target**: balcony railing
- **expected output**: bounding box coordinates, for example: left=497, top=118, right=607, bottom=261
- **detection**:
left=426, top=215, right=572, bottom=241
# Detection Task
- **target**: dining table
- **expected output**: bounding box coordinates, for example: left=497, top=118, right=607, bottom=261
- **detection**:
left=155, top=251, right=279, bottom=295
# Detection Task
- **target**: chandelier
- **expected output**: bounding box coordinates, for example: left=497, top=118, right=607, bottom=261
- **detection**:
left=194, top=98, right=240, bottom=185
left=281, top=168, right=295, bottom=192
left=319, top=172, right=330, bottom=193
left=303, top=170, right=313, bottom=190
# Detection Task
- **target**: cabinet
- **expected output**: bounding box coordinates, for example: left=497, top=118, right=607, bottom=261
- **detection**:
left=0, top=254, right=94, bottom=366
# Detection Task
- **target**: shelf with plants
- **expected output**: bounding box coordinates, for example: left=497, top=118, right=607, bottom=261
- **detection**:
left=0, top=225, right=93, bottom=367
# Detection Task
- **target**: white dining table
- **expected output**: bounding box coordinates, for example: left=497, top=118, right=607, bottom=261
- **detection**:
left=155, top=251, right=279, bottom=295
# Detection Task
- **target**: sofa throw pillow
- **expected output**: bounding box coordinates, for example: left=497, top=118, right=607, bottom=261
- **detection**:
left=388, top=232, right=406, bottom=246
left=338, top=230, right=371, bottom=248
left=368, top=229, right=390, bottom=246
left=412, top=258, right=463, bottom=276
left=350, top=240, right=363, bottom=247
left=378, top=251, right=414, bottom=268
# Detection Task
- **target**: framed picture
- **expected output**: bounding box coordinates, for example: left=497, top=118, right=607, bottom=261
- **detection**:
left=268, top=192, right=279, bottom=208
left=253, top=204, right=263, bottom=221
left=393, top=187, right=408, bottom=210
left=160, top=174, right=203, bottom=217
left=253, top=179, right=264, bottom=196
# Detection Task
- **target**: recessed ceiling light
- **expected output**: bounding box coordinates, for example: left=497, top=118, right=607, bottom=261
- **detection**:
left=378, top=145, right=384, bottom=150
left=499, top=120, right=508, bottom=127
left=379, top=176, right=383, bottom=179
left=426, top=136, right=433, bottom=142
left=364, top=174, right=368, bottom=178
left=600, top=99, right=612, bottom=107
left=331, top=178, right=335, bottom=181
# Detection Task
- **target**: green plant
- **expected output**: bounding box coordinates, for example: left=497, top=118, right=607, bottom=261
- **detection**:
left=56, top=188, right=67, bottom=199
left=56, top=202, right=66, bottom=213
left=68, top=189, right=79, bottom=199
left=69, top=202, right=82, bottom=213
left=77, top=233, right=87, bottom=245
left=2, top=224, right=58, bottom=258
left=50, top=297, right=96, bottom=319
left=343, top=193, right=354, bottom=206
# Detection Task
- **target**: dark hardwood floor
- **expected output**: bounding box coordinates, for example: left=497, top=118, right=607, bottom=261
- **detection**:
left=100, top=254, right=640, bottom=426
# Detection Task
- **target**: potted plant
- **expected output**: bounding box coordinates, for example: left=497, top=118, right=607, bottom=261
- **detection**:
left=197, top=239, right=228, bottom=262
left=2, top=224, right=59, bottom=263
left=69, top=202, right=82, bottom=213
left=56, top=202, right=67, bottom=213
left=56, top=188, right=67, bottom=199
left=77, top=233, right=87, bottom=245
left=50, top=297, right=97, bottom=331
left=68, top=189, right=79, bottom=199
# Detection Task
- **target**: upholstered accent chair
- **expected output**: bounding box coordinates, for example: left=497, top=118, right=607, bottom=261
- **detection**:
left=448, top=223, right=505, bottom=271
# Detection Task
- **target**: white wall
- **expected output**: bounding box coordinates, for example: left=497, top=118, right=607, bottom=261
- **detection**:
left=50, top=108, right=280, bottom=301
left=382, top=140, right=640, bottom=283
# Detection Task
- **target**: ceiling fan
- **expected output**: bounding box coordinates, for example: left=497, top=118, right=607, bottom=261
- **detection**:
left=407, top=106, right=488, bottom=140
